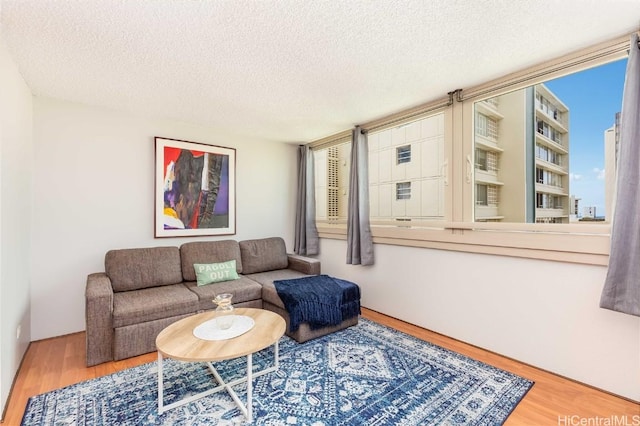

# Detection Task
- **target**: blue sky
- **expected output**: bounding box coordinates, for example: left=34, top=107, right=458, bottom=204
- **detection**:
left=544, top=58, right=627, bottom=218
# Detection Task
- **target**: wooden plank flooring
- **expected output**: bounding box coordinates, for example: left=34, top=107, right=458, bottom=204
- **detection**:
left=2, top=307, right=638, bottom=425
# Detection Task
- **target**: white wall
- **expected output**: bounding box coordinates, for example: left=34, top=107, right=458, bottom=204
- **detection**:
left=0, top=38, right=33, bottom=412
left=31, top=97, right=298, bottom=340
left=318, top=238, right=640, bottom=401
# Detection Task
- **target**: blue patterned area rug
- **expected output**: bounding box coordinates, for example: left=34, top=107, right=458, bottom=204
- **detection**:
left=22, top=318, right=533, bottom=425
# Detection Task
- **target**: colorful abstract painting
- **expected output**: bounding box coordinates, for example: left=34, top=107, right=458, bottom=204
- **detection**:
left=155, top=137, right=235, bottom=237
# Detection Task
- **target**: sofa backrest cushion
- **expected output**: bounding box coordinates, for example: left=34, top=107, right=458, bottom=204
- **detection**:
left=239, top=237, right=288, bottom=274
left=180, top=240, right=243, bottom=281
left=105, top=246, right=182, bottom=292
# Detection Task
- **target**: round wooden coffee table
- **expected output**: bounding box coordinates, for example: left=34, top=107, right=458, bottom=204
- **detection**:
left=156, top=308, right=286, bottom=421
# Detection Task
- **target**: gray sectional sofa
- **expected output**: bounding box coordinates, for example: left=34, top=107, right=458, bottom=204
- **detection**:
left=85, top=237, right=357, bottom=366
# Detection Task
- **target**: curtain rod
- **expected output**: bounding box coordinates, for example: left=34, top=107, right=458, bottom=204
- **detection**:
left=308, top=129, right=352, bottom=150
left=459, top=33, right=633, bottom=102
left=310, top=31, right=637, bottom=146
left=309, top=95, right=451, bottom=148
left=360, top=95, right=452, bottom=134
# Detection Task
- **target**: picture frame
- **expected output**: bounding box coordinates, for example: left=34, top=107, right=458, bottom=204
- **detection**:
left=155, top=137, right=236, bottom=237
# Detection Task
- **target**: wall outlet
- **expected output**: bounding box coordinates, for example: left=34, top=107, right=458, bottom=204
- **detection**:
left=16, top=325, right=21, bottom=340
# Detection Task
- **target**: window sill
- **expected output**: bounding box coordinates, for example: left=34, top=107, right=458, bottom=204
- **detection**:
left=316, top=223, right=609, bottom=266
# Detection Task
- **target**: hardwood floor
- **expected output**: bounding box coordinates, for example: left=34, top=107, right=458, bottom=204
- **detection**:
left=3, top=307, right=638, bottom=425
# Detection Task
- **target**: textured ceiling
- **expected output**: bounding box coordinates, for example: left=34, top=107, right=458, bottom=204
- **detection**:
left=2, top=0, right=640, bottom=143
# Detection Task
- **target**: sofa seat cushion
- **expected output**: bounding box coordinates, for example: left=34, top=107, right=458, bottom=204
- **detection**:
left=239, top=237, right=288, bottom=274
left=246, top=269, right=311, bottom=309
left=184, top=276, right=262, bottom=311
left=113, top=284, right=198, bottom=328
left=106, top=246, right=183, bottom=292
left=180, top=240, right=243, bottom=282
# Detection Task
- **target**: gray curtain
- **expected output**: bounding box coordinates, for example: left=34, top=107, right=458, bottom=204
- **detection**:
left=600, top=33, right=640, bottom=317
left=294, top=145, right=319, bottom=255
left=346, top=126, right=374, bottom=265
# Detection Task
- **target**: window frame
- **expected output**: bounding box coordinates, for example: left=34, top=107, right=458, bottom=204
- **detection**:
left=396, top=145, right=412, bottom=164
left=396, top=181, right=412, bottom=200
left=313, top=34, right=632, bottom=266
left=476, top=184, right=488, bottom=206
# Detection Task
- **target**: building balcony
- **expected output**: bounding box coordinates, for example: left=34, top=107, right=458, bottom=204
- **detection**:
left=535, top=133, right=568, bottom=154
left=475, top=205, right=503, bottom=221
left=535, top=183, right=569, bottom=196
left=535, top=208, right=569, bottom=218
left=535, top=109, right=569, bottom=132
left=475, top=136, right=503, bottom=152
left=475, top=170, right=503, bottom=185
left=476, top=100, right=504, bottom=120
left=535, top=158, right=569, bottom=175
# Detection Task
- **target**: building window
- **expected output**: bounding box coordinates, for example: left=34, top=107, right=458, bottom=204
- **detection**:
left=536, top=168, right=563, bottom=188
left=396, top=145, right=411, bottom=164
left=486, top=151, right=499, bottom=172
left=536, top=120, right=563, bottom=145
left=396, top=182, right=411, bottom=200
left=476, top=113, right=499, bottom=141
left=476, top=184, right=488, bottom=206
left=475, top=149, right=488, bottom=171
left=368, top=113, right=445, bottom=222
left=536, top=144, right=563, bottom=167
left=536, top=193, right=564, bottom=209
left=487, top=186, right=499, bottom=206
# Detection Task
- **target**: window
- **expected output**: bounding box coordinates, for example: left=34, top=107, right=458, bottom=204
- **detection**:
left=313, top=142, right=350, bottom=222
left=368, top=113, right=446, bottom=222
left=476, top=149, right=488, bottom=171
left=488, top=186, right=499, bottom=205
left=535, top=168, right=563, bottom=188
left=472, top=58, right=625, bottom=225
left=536, top=193, right=563, bottom=209
left=486, top=151, right=499, bottom=172
left=476, top=112, right=498, bottom=141
left=311, top=34, right=631, bottom=265
left=536, top=144, right=563, bottom=166
left=396, top=182, right=411, bottom=200
left=397, top=145, right=411, bottom=164
left=476, top=184, right=488, bottom=205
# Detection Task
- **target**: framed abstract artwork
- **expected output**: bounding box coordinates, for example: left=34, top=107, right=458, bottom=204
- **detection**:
left=155, top=137, right=236, bottom=237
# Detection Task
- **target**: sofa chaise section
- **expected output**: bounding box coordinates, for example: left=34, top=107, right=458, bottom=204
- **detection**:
left=239, top=237, right=357, bottom=343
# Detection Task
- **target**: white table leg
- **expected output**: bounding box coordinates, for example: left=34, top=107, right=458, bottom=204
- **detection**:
left=247, top=353, right=253, bottom=422
left=157, top=339, right=280, bottom=419
left=158, top=352, right=164, bottom=413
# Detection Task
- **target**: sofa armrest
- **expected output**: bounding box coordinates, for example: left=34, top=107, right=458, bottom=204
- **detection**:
left=287, top=254, right=321, bottom=275
left=85, top=273, right=114, bottom=366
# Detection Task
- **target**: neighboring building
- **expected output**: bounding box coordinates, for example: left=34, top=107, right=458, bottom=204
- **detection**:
left=368, top=114, right=446, bottom=222
left=474, top=95, right=510, bottom=222
left=475, top=84, right=571, bottom=223
left=569, top=195, right=581, bottom=222
left=315, top=113, right=447, bottom=224
left=604, top=112, right=620, bottom=222
left=317, top=85, right=572, bottom=225
left=583, top=206, right=597, bottom=219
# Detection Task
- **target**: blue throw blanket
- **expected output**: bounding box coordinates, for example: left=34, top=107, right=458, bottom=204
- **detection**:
left=274, top=275, right=361, bottom=332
